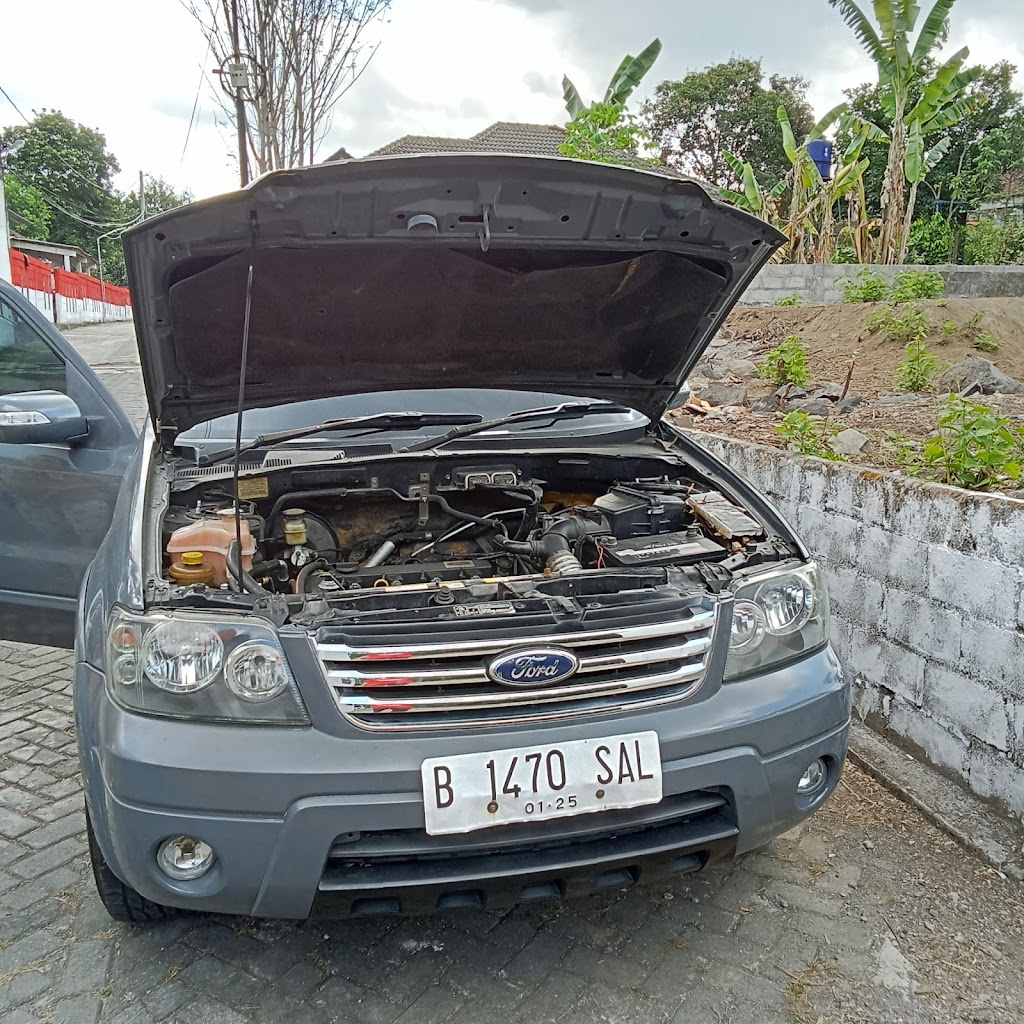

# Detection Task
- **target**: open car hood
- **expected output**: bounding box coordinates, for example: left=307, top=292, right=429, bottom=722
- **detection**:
left=123, top=154, right=784, bottom=445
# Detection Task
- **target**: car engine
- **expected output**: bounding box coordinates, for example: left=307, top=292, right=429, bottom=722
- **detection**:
left=158, top=451, right=792, bottom=622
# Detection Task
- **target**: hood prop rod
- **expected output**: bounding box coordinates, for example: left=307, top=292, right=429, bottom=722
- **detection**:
left=231, top=262, right=255, bottom=590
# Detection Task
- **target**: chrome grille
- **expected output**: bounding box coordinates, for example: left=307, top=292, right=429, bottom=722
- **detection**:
left=317, top=598, right=719, bottom=731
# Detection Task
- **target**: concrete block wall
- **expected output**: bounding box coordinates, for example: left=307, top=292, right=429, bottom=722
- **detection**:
left=739, top=263, right=1024, bottom=306
left=693, top=432, right=1024, bottom=820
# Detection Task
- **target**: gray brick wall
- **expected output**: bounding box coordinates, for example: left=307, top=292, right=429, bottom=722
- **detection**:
left=692, top=432, right=1024, bottom=821
left=739, top=264, right=1024, bottom=306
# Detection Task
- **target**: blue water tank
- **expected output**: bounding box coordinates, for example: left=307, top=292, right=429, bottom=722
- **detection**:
left=806, top=139, right=834, bottom=180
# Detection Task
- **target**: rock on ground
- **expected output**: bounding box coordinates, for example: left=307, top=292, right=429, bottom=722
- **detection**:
left=700, top=383, right=748, bottom=407
left=937, top=357, right=1024, bottom=396
left=831, top=427, right=872, bottom=455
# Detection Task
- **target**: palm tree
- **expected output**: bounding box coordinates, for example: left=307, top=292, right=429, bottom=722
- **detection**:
left=827, top=0, right=980, bottom=263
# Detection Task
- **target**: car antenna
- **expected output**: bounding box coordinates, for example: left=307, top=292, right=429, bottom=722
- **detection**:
left=232, top=261, right=255, bottom=590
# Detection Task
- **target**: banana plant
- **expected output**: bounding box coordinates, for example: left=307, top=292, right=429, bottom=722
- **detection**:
left=562, top=39, right=663, bottom=119
left=827, top=0, right=982, bottom=263
left=720, top=152, right=787, bottom=222
left=777, top=103, right=853, bottom=263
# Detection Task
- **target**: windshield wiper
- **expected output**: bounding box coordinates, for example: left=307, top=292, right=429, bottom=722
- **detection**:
left=400, top=401, right=631, bottom=454
left=196, top=412, right=482, bottom=466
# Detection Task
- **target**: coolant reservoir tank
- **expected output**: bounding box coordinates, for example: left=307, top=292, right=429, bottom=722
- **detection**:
left=168, top=550, right=217, bottom=586
left=166, top=517, right=255, bottom=587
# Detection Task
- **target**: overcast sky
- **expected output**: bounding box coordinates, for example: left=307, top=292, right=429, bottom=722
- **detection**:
left=3, top=0, right=1022, bottom=202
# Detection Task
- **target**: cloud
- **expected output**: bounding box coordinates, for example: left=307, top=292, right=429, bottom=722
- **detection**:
left=0, top=0, right=1019, bottom=204
left=523, top=71, right=560, bottom=97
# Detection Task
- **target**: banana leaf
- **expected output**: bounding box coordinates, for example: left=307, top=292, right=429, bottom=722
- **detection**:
left=873, top=0, right=896, bottom=42
left=605, top=38, right=662, bottom=106
left=777, top=106, right=799, bottom=164
left=905, top=119, right=925, bottom=183
left=827, top=0, right=887, bottom=65
left=562, top=76, right=586, bottom=119
left=912, top=0, right=956, bottom=65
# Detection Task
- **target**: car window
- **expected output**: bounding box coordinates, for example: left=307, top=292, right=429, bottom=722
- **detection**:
left=0, top=297, right=67, bottom=397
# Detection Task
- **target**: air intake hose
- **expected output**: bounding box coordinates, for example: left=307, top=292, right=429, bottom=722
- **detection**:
left=495, top=515, right=593, bottom=574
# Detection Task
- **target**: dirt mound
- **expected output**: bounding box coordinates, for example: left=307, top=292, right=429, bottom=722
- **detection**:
left=680, top=297, right=1024, bottom=482
left=726, top=297, right=1024, bottom=399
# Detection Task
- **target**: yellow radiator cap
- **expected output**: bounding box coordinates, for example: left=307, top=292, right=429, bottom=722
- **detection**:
left=181, top=551, right=204, bottom=566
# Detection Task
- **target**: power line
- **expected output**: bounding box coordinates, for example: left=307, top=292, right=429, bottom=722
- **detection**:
left=0, top=82, right=140, bottom=232
left=181, top=38, right=213, bottom=165
left=0, top=81, right=134, bottom=220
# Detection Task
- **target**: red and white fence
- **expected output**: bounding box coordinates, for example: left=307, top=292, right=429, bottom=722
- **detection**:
left=8, top=249, right=132, bottom=324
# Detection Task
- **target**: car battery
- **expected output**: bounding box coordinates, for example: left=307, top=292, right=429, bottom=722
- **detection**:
left=601, top=531, right=726, bottom=567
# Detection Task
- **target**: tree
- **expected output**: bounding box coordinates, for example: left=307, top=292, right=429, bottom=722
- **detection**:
left=841, top=61, right=1022, bottom=216
left=559, top=40, right=661, bottom=166
left=641, top=58, right=815, bottom=189
left=3, top=175, right=51, bottom=239
left=827, top=0, right=982, bottom=264
left=186, top=0, right=391, bottom=175
left=1, top=111, right=123, bottom=253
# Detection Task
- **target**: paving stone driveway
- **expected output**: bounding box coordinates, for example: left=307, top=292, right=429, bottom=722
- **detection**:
left=1, top=322, right=1022, bottom=1024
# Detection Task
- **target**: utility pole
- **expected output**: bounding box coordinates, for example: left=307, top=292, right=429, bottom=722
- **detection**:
left=0, top=158, right=11, bottom=284
left=229, top=0, right=250, bottom=187
left=139, top=170, right=146, bottom=219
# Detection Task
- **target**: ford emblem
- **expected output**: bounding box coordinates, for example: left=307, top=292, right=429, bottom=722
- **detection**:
left=486, top=647, right=580, bottom=688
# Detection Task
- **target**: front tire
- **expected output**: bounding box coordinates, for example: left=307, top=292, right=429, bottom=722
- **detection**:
left=87, top=809, right=177, bottom=924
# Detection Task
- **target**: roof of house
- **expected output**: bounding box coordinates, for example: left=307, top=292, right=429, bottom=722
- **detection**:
left=323, top=120, right=694, bottom=182
left=363, top=121, right=568, bottom=159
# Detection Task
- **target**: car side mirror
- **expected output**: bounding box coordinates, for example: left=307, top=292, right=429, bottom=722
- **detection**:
left=0, top=391, right=89, bottom=445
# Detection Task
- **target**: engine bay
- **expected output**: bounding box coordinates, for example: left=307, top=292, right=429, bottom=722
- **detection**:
left=157, top=451, right=794, bottom=620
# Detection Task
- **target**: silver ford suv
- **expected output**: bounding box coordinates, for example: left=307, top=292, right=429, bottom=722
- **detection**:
left=0, top=154, right=849, bottom=922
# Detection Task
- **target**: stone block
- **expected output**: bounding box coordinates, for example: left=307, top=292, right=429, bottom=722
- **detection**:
left=923, top=664, right=1008, bottom=752
left=927, top=547, right=1022, bottom=625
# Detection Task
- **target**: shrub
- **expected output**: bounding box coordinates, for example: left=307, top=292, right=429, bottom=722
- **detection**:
left=831, top=245, right=858, bottom=264
left=842, top=267, right=889, bottom=303
left=963, top=219, right=1024, bottom=266
left=974, top=330, right=999, bottom=353
left=921, top=397, right=1022, bottom=491
left=894, top=339, right=945, bottom=393
left=905, top=213, right=953, bottom=265
left=890, top=269, right=945, bottom=301
left=757, top=335, right=812, bottom=388
left=775, top=411, right=846, bottom=461
left=967, top=310, right=985, bottom=329
left=940, top=320, right=958, bottom=343
left=775, top=293, right=802, bottom=307
left=866, top=303, right=930, bottom=344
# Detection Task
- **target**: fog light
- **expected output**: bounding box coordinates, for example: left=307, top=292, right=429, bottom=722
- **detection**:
left=797, top=758, right=827, bottom=796
left=157, top=836, right=215, bottom=880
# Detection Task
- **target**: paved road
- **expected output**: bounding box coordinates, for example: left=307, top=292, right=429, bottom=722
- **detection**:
left=1, top=321, right=1022, bottom=1024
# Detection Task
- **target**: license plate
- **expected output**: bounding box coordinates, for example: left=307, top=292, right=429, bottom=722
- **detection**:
left=421, top=731, right=662, bottom=836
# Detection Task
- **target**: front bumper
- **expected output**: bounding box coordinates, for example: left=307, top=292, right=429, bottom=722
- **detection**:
left=76, top=646, right=849, bottom=919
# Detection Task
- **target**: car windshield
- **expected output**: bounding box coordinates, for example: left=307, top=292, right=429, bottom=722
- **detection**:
left=176, top=389, right=648, bottom=459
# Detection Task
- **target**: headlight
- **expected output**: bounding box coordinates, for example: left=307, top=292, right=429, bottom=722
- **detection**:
left=142, top=621, right=223, bottom=693
left=225, top=642, right=290, bottom=702
left=724, top=562, right=829, bottom=680
left=106, top=610, right=308, bottom=725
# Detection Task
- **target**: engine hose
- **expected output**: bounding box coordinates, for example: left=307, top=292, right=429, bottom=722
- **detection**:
left=547, top=549, right=584, bottom=575
left=495, top=515, right=591, bottom=573
left=227, top=540, right=269, bottom=594
left=294, top=558, right=330, bottom=595
left=417, top=492, right=511, bottom=536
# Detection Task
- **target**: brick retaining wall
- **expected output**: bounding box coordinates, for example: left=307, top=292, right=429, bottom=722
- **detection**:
left=693, top=432, right=1024, bottom=820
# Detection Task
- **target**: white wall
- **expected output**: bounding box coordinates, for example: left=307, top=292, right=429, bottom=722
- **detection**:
left=694, top=432, right=1024, bottom=821
left=740, top=264, right=1024, bottom=306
